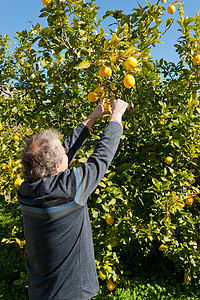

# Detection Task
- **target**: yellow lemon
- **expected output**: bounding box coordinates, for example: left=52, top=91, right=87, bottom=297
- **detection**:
left=94, top=86, right=104, bottom=98
left=161, top=0, right=167, bottom=3
left=99, top=65, right=112, bottom=77
left=41, top=0, right=52, bottom=5
left=87, top=92, right=98, bottom=102
left=14, top=178, right=24, bottom=189
left=193, top=54, right=200, bottom=65
left=164, top=156, right=173, bottom=165
left=103, top=102, right=111, bottom=111
left=106, top=214, right=114, bottom=226
left=13, top=135, right=19, bottom=142
left=107, top=281, right=115, bottom=291
left=125, top=57, right=138, bottom=70
left=123, top=74, right=135, bottom=88
left=167, top=4, right=176, bottom=14
left=185, top=196, right=194, bottom=205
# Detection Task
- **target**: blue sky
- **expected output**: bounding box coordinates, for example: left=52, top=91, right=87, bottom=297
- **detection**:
left=0, top=0, right=199, bottom=63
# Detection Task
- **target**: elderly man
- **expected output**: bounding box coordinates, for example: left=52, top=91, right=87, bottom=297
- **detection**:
left=18, top=98, right=128, bottom=300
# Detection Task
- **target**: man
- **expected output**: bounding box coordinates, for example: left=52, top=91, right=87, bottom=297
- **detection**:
left=18, top=98, right=128, bottom=300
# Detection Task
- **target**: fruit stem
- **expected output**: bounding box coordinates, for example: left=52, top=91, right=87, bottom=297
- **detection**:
left=140, top=18, right=174, bottom=52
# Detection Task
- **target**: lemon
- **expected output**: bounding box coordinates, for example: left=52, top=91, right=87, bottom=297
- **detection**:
left=87, top=92, right=98, bottom=102
left=103, top=102, right=111, bottom=111
left=193, top=54, right=200, bottom=65
left=125, top=57, right=138, bottom=70
left=164, top=156, right=173, bottom=165
left=123, top=74, right=135, bottom=88
left=14, top=178, right=24, bottom=189
left=94, top=86, right=104, bottom=98
left=161, top=0, right=167, bottom=3
left=167, top=4, right=176, bottom=14
left=13, top=135, right=19, bottom=142
left=107, top=281, right=115, bottom=291
left=185, top=196, right=194, bottom=205
left=99, top=65, right=112, bottom=77
left=41, top=0, right=52, bottom=5
left=106, top=214, right=114, bottom=226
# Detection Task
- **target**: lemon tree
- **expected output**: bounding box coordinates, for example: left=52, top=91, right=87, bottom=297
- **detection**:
left=0, top=0, right=199, bottom=297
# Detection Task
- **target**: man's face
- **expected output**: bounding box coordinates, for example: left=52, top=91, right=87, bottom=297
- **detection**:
left=53, top=138, right=69, bottom=173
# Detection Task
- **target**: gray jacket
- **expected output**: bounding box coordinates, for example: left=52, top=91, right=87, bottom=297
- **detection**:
left=18, top=121, right=123, bottom=300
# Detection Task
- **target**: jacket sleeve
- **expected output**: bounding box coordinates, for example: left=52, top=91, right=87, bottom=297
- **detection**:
left=72, top=121, right=123, bottom=206
left=62, top=123, right=90, bottom=165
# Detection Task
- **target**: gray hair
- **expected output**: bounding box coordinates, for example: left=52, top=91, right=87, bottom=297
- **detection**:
left=21, top=129, right=62, bottom=182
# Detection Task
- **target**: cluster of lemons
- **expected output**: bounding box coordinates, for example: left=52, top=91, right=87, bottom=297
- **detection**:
left=164, top=156, right=195, bottom=206
left=97, top=214, right=116, bottom=289
left=87, top=56, right=138, bottom=110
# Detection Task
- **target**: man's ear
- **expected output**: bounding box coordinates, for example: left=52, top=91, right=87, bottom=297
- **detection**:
left=55, top=163, right=60, bottom=174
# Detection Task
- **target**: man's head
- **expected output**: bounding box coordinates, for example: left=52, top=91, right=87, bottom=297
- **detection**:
left=21, top=129, right=68, bottom=182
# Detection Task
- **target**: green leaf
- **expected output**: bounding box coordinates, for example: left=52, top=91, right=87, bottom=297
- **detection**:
left=166, top=17, right=172, bottom=28
left=161, top=181, right=171, bottom=190
left=39, top=12, right=49, bottom=18
left=108, top=198, right=116, bottom=206
left=13, top=280, right=21, bottom=286
left=154, top=39, right=164, bottom=44
left=74, top=60, right=91, bottom=69
left=172, top=0, right=179, bottom=5
left=102, top=204, right=109, bottom=212
left=118, top=163, right=133, bottom=173
left=187, top=17, right=195, bottom=24
left=142, top=61, right=154, bottom=71
left=152, top=178, right=161, bottom=190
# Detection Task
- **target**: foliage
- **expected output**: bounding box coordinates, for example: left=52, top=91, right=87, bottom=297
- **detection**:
left=0, top=0, right=199, bottom=297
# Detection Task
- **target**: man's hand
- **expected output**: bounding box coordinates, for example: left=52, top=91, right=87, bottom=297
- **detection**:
left=110, top=99, right=128, bottom=124
left=83, top=102, right=111, bottom=129
left=90, top=102, right=111, bottom=120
